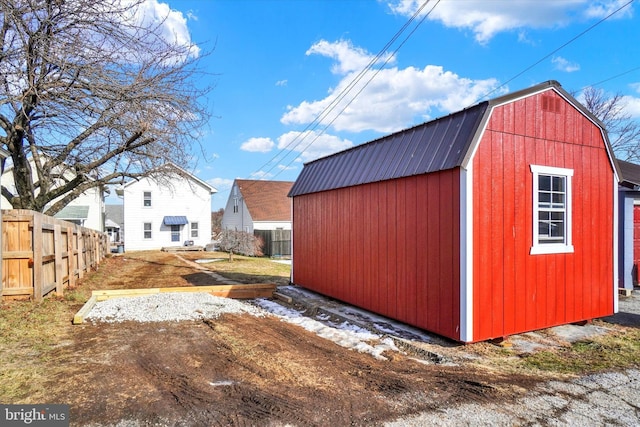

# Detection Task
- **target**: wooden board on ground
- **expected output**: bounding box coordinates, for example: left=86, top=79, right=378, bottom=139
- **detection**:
left=73, top=283, right=276, bottom=324
left=161, top=246, right=204, bottom=252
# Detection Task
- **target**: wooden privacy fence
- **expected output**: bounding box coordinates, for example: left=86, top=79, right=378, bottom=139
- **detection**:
left=254, top=229, right=291, bottom=258
left=1, top=209, right=109, bottom=301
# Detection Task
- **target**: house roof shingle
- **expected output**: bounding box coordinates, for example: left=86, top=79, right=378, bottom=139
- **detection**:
left=236, top=179, right=294, bottom=221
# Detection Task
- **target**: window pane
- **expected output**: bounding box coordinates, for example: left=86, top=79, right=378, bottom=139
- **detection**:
left=539, top=192, right=551, bottom=205
left=552, top=193, right=564, bottom=206
left=552, top=176, right=565, bottom=192
left=539, top=175, right=551, bottom=191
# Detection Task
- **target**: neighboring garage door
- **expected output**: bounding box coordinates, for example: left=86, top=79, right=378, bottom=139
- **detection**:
left=634, top=205, right=640, bottom=285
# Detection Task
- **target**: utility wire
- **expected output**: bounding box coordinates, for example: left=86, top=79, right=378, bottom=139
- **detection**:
left=247, top=0, right=435, bottom=182
left=582, top=65, right=640, bottom=90
left=277, top=0, right=441, bottom=174
left=475, top=0, right=635, bottom=103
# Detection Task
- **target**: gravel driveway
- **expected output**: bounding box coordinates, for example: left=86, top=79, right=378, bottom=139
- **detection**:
left=387, top=292, right=640, bottom=426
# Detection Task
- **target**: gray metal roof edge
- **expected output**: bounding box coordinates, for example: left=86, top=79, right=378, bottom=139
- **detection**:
left=616, top=158, right=640, bottom=188
left=297, top=103, right=489, bottom=169
left=289, top=102, right=490, bottom=197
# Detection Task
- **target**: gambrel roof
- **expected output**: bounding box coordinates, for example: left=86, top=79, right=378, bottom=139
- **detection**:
left=289, top=80, right=619, bottom=197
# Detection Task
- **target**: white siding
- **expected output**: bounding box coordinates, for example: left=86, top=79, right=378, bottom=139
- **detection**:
left=221, top=181, right=254, bottom=233
left=123, top=173, right=213, bottom=251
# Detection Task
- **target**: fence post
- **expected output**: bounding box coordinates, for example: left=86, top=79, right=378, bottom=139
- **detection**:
left=77, top=227, right=85, bottom=278
left=32, top=213, right=43, bottom=301
left=54, top=223, right=63, bottom=295
left=67, top=226, right=76, bottom=288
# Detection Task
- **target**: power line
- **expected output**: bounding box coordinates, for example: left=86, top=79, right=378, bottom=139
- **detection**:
left=276, top=0, right=441, bottom=175
left=582, top=65, right=640, bottom=90
left=475, top=0, right=635, bottom=103
left=247, top=0, right=436, bottom=182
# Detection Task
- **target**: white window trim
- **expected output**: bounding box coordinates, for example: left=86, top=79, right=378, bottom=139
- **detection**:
left=530, top=165, right=574, bottom=255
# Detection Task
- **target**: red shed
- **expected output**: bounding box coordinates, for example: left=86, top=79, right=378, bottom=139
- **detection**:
left=288, top=81, right=620, bottom=343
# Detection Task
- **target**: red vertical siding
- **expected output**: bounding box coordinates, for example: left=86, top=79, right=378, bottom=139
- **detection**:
left=472, top=90, right=615, bottom=341
left=292, top=170, right=462, bottom=341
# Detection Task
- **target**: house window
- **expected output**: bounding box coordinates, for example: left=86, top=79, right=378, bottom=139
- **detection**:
left=530, top=165, right=574, bottom=255
left=190, top=222, right=199, bottom=238
left=143, top=222, right=152, bottom=239
left=143, top=191, right=152, bottom=207
left=171, top=225, right=180, bottom=242
left=233, top=198, right=239, bottom=213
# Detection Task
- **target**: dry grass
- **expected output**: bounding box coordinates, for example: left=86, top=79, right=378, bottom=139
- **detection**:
left=0, top=293, right=80, bottom=401
left=179, top=251, right=291, bottom=286
left=519, top=325, right=640, bottom=374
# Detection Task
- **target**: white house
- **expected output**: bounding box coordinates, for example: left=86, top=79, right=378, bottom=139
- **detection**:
left=221, top=179, right=293, bottom=233
left=0, top=156, right=105, bottom=231
left=118, top=163, right=216, bottom=251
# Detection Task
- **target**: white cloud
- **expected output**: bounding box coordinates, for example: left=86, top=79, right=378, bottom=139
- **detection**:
left=277, top=130, right=353, bottom=163
left=552, top=56, right=580, bottom=72
left=621, top=95, right=640, bottom=118
left=283, top=41, right=502, bottom=133
left=131, top=0, right=200, bottom=57
left=186, top=10, right=198, bottom=21
left=306, top=39, right=395, bottom=74
left=585, top=0, right=635, bottom=19
left=250, top=170, right=274, bottom=179
left=207, top=177, right=233, bottom=191
left=387, top=0, right=631, bottom=44
left=240, top=137, right=275, bottom=153
left=276, top=80, right=288, bottom=86
left=630, top=82, right=640, bottom=94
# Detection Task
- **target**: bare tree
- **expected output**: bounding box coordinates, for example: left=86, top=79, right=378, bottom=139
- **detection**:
left=219, top=229, right=261, bottom=261
left=211, top=208, right=223, bottom=237
left=579, top=86, right=640, bottom=162
left=0, top=0, right=213, bottom=214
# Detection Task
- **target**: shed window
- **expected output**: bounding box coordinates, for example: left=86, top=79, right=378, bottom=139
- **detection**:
left=143, top=191, right=152, bottom=207
left=143, top=222, right=152, bottom=239
left=530, top=165, right=574, bottom=255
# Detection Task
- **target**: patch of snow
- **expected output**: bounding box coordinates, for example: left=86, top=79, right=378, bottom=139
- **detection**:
left=253, top=298, right=398, bottom=360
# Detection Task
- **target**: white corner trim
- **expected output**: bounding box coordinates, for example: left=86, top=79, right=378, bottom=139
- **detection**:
left=459, top=166, right=473, bottom=343
left=613, top=176, right=619, bottom=313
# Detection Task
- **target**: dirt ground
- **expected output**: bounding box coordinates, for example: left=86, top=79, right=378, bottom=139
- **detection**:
left=0, top=252, right=583, bottom=425
left=59, top=316, right=541, bottom=426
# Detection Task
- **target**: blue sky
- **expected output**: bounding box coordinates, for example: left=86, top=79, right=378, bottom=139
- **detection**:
left=128, top=0, right=640, bottom=211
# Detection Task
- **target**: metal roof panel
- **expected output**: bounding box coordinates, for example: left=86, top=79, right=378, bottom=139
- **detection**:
left=289, top=102, right=489, bottom=197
